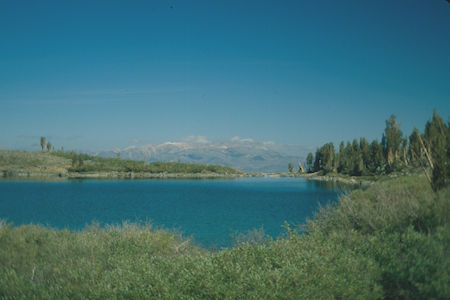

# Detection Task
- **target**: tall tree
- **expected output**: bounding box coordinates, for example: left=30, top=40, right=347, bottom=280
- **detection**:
left=47, top=142, right=52, bottom=152
left=368, top=140, right=384, bottom=174
left=400, top=138, right=408, bottom=165
left=337, top=141, right=346, bottom=173
left=40, top=137, right=47, bottom=151
left=339, top=142, right=353, bottom=175
left=288, top=163, right=294, bottom=173
left=315, top=143, right=335, bottom=174
left=306, top=153, right=314, bottom=173
left=360, top=137, right=370, bottom=170
left=408, top=128, right=422, bottom=165
left=351, top=139, right=363, bottom=176
left=382, top=115, right=403, bottom=170
left=313, top=149, right=322, bottom=172
left=424, top=111, right=446, bottom=157
left=423, top=111, right=449, bottom=190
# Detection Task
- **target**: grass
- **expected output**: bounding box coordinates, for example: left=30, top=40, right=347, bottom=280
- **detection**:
left=0, top=150, right=71, bottom=176
left=53, top=151, right=241, bottom=175
left=0, top=150, right=241, bottom=177
left=0, top=175, right=448, bottom=299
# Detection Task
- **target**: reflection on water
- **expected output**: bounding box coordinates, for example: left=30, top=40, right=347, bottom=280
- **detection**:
left=306, top=179, right=359, bottom=192
left=0, top=176, right=68, bottom=183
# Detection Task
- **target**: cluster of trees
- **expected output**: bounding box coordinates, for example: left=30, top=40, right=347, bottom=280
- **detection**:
left=306, top=111, right=449, bottom=190
left=40, top=136, right=53, bottom=152
left=288, top=162, right=306, bottom=174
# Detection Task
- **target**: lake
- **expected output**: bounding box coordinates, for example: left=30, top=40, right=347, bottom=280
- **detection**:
left=0, top=177, right=346, bottom=248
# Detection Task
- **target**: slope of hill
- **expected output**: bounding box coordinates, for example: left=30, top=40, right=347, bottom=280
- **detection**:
left=0, top=150, right=241, bottom=178
left=0, top=150, right=71, bottom=176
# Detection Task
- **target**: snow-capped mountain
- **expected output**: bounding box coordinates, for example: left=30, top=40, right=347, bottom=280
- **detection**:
left=96, top=137, right=312, bottom=172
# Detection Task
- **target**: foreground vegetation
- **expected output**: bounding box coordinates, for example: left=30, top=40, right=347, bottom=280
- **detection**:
left=1, top=175, right=448, bottom=299
left=0, top=150, right=240, bottom=177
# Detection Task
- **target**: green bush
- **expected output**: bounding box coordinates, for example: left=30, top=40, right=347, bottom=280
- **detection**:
left=305, top=175, right=449, bottom=299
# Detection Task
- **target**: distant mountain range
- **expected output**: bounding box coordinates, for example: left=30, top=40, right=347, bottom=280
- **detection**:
left=95, top=137, right=313, bottom=172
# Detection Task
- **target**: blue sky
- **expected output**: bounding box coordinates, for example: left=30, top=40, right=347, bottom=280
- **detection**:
left=1, top=0, right=449, bottom=152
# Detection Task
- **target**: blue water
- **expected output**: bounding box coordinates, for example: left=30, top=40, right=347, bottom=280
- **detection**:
left=0, top=177, right=344, bottom=248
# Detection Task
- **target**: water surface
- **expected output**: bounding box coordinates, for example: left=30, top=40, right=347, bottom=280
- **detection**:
left=0, top=177, right=345, bottom=247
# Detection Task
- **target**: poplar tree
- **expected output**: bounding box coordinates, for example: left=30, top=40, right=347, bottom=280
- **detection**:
left=337, top=141, right=346, bottom=173
left=324, top=143, right=336, bottom=173
left=314, top=143, right=335, bottom=174
left=382, top=115, right=403, bottom=170
left=369, top=140, right=384, bottom=174
left=400, top=138, right=408, bottom=165
left=40, top=137, right=47, bottom=151
left=306, top=153, right=314, bottom=173
left=424, top=111, right=449, bottom=190
left=313, top=149, right=322, bottom=172
left=408, top=128, right=422, bottom=165
left=360, top=137, right=370, bottom=170
left=288, top=163, right=294, bottom=173
left=340, top=142, right=353, bottom=174
left=351, top=139, right=363, bottom=175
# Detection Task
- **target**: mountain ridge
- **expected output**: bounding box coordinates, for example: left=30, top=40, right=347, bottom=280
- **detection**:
left=95, top=138, right=311, bottom=172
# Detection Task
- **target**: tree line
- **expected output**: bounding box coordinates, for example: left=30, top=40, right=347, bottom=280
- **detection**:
left=305, top=111, right=449, bottom=190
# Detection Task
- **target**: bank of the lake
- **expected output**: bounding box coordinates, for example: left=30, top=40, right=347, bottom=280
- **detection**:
left=261, top=171, right=374, bottom=187
left=300, top=171, right=374, bottom=186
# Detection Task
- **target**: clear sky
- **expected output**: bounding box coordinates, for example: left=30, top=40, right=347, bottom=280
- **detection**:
left=1, top=0, right=449, bottom=152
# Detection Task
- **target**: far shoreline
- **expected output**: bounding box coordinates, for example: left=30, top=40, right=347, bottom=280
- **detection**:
left=0, top=171, right=260, bottom=181
left=1, top=170, right=374, bottom=186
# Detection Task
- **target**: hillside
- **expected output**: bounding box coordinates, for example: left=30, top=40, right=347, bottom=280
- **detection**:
left=0, top=150, right=71, bottom=176
left=0, top=150, right=241, bottom=178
